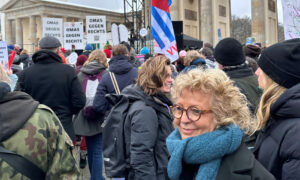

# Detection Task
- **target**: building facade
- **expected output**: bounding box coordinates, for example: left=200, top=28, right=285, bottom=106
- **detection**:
left=1, top=0, right=124, bottom=52
left=170, top=0, right=278, bottom=47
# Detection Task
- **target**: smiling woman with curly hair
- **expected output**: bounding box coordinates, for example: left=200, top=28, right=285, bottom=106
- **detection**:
left=166, top=68, right=274, bottom=180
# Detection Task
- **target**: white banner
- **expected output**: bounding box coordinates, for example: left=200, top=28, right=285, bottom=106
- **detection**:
left=282, top=0, right=300, bottom=39
left=0, top=41, right=8, bottom=70
left=42, top=18, right=63, bottom=44
left=64, top=22, right=84, bottom=50
left=86, top=16, right=106, bottom=44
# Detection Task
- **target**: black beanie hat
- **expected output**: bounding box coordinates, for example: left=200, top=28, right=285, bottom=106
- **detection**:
left=214, top=38, right=245, bottom=66
left=258, top=38, right=300, bottom=89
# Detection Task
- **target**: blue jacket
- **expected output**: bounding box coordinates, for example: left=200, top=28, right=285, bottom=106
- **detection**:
left=93, top=55, right=138, bottom=113
left=254, top=83, right=300, bottom=179
left=182, top=58, right=206, bottom=73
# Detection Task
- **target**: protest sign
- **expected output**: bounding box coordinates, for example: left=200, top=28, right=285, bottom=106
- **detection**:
left=0, top=41, right=8, bottom=70
left=282, top=0, right=300, bottom=39
left=86, top=16, right=106, bottom=44
left=64, top=22, right=84, bottom=50
left=42, top=18, right=63, bottom=43
left=68, top=52, right=78, bottom=65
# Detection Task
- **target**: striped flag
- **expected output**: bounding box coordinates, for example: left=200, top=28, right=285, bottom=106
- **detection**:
left=151, top=0, right=179, bottom=62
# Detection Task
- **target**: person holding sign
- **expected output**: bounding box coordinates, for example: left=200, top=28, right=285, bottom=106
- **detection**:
left=15, top=36, right=86, bottom=142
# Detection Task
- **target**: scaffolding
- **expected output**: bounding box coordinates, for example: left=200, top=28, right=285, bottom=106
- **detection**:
left=123, top=0, right=146, bottom=52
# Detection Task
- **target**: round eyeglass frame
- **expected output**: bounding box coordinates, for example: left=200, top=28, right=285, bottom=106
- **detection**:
left=171, top=105, right=212, bottom=121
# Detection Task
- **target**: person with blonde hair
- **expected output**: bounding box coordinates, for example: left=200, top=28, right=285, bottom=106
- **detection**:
left=166, top=68, right=274, bottom=180
left=182, top=50, right=206, bottom=72
left=253, top=39, right=300, bottom=179
left=0, top=65, right=18, bottom=91
left=75, top=49, right=108, bottom=179
left=109, top=55, right=174, bottom=179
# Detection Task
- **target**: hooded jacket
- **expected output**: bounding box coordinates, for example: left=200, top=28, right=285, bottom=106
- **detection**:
left=15, top=50, right=86, bottom=141
left=254, top=83, right=300, bottom=180
left=122, top=85, right=174, bottom=180
left=0, top=82, right=79, bottom=179
left=75, top=62, right=107, bottom=136
left=93, top=55, right=138, bottom=113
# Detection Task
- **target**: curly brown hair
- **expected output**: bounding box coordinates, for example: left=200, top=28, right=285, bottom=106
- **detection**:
left=136, top=55, right=171, bottom=95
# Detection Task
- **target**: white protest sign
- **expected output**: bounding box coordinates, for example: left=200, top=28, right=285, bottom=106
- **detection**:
left=111, top=23, right=119, bottom=45
left=42, top=18, right=63, bottom=44
left=64, top=22, right=84, bottom=50
left=68, top=52, right=78, bottom=65
left=0, top=41, right=8, bottom=70
left=86, top=16, right=106, bottom=44
left=282, top=0, right=300, bottom=39
left=119, top=24, right=129, bottom=43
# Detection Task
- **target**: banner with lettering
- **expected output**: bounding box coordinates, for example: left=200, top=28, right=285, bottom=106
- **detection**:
left=42, top=18, right=63, bottom=44
left=282, top=0, right=300, bottom=39
left=64, top=22, right=84, bottom=50
left=0, top=41, right=8, bottom=70
left=151, top=0, right=178, bottom=62
left=86, top=16, right=106, bottom=44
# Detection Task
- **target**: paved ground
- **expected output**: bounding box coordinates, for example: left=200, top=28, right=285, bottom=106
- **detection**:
left=73, top=144, right=110, bottom=180
left=73, top=145, right=91, bottom=180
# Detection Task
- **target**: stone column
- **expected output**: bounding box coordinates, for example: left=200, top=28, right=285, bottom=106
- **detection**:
left=29, top=15, right=37, bottom=53
left=252, top=0, right=266, bottom=46
left=15, top=18, right=23, bottom=46
left=5, top=19, right=12, bottom=45
left=201, top=0, right=214, bottom=44
left=106, top=21, right=112, bottom=32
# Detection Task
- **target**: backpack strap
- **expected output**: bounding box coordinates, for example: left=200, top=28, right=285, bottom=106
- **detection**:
left=0, top=144, right=45, bottom=180
left=109, top=71, right=121, bottom=95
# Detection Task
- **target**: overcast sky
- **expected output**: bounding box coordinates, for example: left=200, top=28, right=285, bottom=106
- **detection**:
left=231, top=0, right=284, bottom=23
left=0, top=0, right=284, bottom=23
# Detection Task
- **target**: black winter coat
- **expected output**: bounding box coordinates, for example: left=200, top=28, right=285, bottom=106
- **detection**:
left=254, top=83, right=300, bottom=180
left=93, top=55, right=138, bottom=113
left=224, top=65, right=261, bottom=114
left=15, top=50, right=86, bottom=141
left=179, top=144, right=274, bottom=180
left=122, top=85, right=174, bottom=180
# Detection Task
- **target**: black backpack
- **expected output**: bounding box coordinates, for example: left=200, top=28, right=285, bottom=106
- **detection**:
left=102, top=93, right=135, bottom=178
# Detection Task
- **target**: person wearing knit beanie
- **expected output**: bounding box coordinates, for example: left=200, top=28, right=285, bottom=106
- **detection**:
left=253, top=38, right=300, bottom=180
left=214, top=37, right=261, bottom=116
left=75, top=54, right=88, bottom=73
left=214, top=38, right=245, bottom=67
left=257, top=38, right=300, bottom=89
left=243, top=44, right=261, bottom=60
left=140, top=47, right=150, bottom=55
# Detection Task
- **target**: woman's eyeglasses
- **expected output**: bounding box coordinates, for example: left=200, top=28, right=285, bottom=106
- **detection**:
left=171, top=105, right=212, bottom=121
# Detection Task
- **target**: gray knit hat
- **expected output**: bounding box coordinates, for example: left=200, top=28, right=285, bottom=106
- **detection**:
left=39, top=36, right=61, bottom=49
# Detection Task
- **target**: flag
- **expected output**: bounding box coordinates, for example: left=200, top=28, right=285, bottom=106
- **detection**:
left=151, top=0, right=178, bottom=62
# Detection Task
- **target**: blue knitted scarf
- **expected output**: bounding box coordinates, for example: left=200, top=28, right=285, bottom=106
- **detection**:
left=166, top=125, right=243, bottom=180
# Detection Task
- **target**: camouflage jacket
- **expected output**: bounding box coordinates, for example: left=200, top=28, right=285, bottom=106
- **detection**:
left=0, top=87, right=80, bottom=180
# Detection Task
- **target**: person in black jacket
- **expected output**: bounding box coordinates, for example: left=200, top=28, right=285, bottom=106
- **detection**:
left=167, top=68, right=274, bottom=180
left=254, top=39, right=300, bottom=180
left=93, top=44, right=138, bottom=113
left=15, top=36, right=86, bottom=141
left=118, top=56, right=174, bottom=180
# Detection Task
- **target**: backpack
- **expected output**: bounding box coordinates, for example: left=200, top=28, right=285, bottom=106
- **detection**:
left=102, top=93, right=135, bottom=178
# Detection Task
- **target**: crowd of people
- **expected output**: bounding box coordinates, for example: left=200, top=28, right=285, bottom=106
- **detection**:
left=0, top=35, right=300, bottom=180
